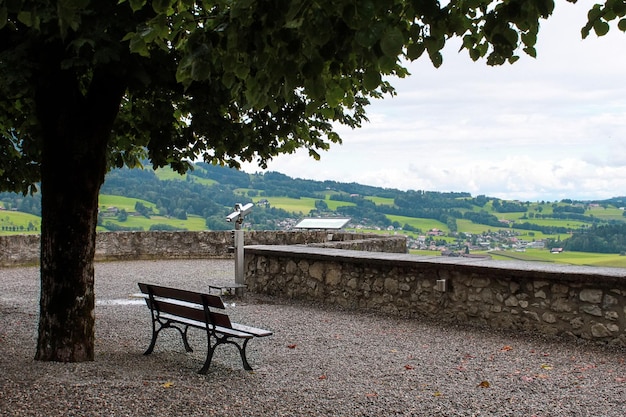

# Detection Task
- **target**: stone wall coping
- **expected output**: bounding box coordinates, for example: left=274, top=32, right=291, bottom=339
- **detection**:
left=245, top=244, right=626, bottom=285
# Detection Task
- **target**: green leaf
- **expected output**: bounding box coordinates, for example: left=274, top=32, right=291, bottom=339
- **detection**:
left=128, top=35, right=150, bottom=57
left=326, top=84, right=345, bottom=107
left=380, top=27, right=404, bottom=58
left=618, top=18, right=626, bottom=31
left=363, top=70, right=381, bottom=91
left=588, top=4, right=604, bottom=21
left=613, top=0, right=626, bottom=16
left=152, top=0, right=171, bottom=14
left=429, top=51, right=443, bottom=68
left=17, top=11, right=32, bottom=26
left=129, top=0, right=146, bottom=12
left=406, top=43, right=425, bottom=60
left=355, top=28, right=379, bottom=48
left=523, top=46, right=537, bottom=58
left=593, top=20, right=610, bottom=36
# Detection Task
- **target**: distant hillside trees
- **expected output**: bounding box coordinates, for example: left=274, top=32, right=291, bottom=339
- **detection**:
left=0, top=192, right=41, bottom=216
left=553, top=205, right=585, bottom=214
left=492, top=200, right=527, bottom=213
left=562, top=224, right=626, bottom=254
left=463, top=211, right=506, bottom=228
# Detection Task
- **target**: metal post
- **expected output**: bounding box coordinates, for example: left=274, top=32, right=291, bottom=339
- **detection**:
left=234, top=228, right=244, bottom=286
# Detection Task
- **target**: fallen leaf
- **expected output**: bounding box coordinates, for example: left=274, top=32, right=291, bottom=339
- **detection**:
left=365, top=392, right=378, bottom=398
left=287, top=344, right=297, bottom=349
left=477, top=380, right=490, bottom=388
left=433, top=391, right=443, bottom=397
left=162, top=381, right=174, bottom=388
left=541, top=364, right=553, bottom=370
left=318, top=374, right=327, bottom=380
left=615, top=377, right=626, bottom=383
left=501, top=345, right=513, bottom=351
left=404, top=364, right=415, bottom=370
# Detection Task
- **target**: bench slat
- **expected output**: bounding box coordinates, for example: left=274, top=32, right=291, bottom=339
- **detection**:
left=158, top=313, right=254, bottom=339
left=231, top=323, right=273, bottom=337
left=152, top=299, right=206, bottom=323
left=138, top=283, right=225, bottom=309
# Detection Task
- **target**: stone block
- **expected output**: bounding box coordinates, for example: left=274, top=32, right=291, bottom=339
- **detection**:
left=580, top=305, right=602, bottom=317
left=384, top=278, right=399, bottom=294
left=504, top=295, right=519, bottom=307
left=325, top=268, right=342, bottom=286
left=470, top=277, right=490, bottom=288
left=551, top=283, right=569, bottom=294
left=591, top=323, right=611, bottom=338
left=603, top=294, right=618, bottom=308
left=308, top=262, right=324, bottom=280
left=579, top=289, right=603, bottom=304
left=542, top=312, right=557, bottom=323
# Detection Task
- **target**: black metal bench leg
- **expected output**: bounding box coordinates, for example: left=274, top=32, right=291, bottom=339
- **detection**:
left=237, top=339, right=253, bottom=371
left=180, top=326, right=193, bottom=353
left=144, top=321, right=160, bottom=355
left=198, top=339, right=216, bottom=374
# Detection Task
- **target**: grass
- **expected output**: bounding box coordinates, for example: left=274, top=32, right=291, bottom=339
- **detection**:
left=0, top=211, right=41, bottom=235
left=98, top=194, right=206, bottom=232
left=486, top=249, right=626, bottom=268
left=386, top=214, right=449, bottom=232
left=365, top=196, right=395, bottom=206
left=98, top=214, right=207, bottom=232
left=251, top=195, right=355, bottom=214
left=152, top=166, right=186, bottom=181
left=99, top=195, right=156, bottom=211
left=408, top=247, right=626, bottom=268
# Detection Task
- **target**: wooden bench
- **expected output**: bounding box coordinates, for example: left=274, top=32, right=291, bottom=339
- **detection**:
left=137, top=282, right=272, bottom=374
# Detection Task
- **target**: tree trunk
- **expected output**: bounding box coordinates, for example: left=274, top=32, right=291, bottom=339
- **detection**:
left=34, top=62, right=126, bottom=362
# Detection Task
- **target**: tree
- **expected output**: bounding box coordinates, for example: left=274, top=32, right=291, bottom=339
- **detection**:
left=1, top=1, right=621, bottom=363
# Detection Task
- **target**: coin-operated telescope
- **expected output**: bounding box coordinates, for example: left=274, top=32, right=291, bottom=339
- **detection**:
left=225, top=203, right=254, bottom=291
left=226, top=202, right=254, bottom=229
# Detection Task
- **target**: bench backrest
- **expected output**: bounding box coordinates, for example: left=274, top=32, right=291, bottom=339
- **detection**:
left=138, top=283, right=233, bottom=329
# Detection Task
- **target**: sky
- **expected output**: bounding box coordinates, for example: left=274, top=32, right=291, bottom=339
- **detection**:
left=242, top=1, right=626, bottom=202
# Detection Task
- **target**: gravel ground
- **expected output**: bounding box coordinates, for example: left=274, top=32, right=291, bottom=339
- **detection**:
left=1, top=259, right=626, bottom=417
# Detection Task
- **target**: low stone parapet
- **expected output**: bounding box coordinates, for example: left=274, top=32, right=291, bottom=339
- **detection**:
left=0, top=231, right=405, bottom=267
left=244, top=245, right=626, bottom=346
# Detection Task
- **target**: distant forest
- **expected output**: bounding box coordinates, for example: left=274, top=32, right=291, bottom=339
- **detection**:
left=2, top=162, right=626, bottom=251
left=562, top=224, right=626, bottom=254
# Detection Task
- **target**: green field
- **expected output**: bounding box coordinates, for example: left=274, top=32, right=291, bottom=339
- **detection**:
left=386, top=214, right=449, bottom=232
left=489, top=249, right=626, bottom=268
left=99, top=195, right=156, bottom=211
left=365, top=196, right=395, bottom=206
left=98, top=214, right=207, bottom=232
left=0, top=210, right=41, bottom=235
left=251, top=195, right=355, bottom=214
left=98, top=195, right=206, bottom=231
left=408, top=248, right=626, bottom=268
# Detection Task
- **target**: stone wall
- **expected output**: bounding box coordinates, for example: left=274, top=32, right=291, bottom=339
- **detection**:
left=0, top=231, right=405, bottom=267
left=244, top=245, right=626, bottom=346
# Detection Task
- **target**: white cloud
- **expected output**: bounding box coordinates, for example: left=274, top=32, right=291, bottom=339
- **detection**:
left=242, top=2, right=626, bottom=201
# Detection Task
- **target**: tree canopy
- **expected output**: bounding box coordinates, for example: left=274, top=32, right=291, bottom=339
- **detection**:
left=5, top=0, right=620, bottom=194
left=1, top=0, right=624, bottom=363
